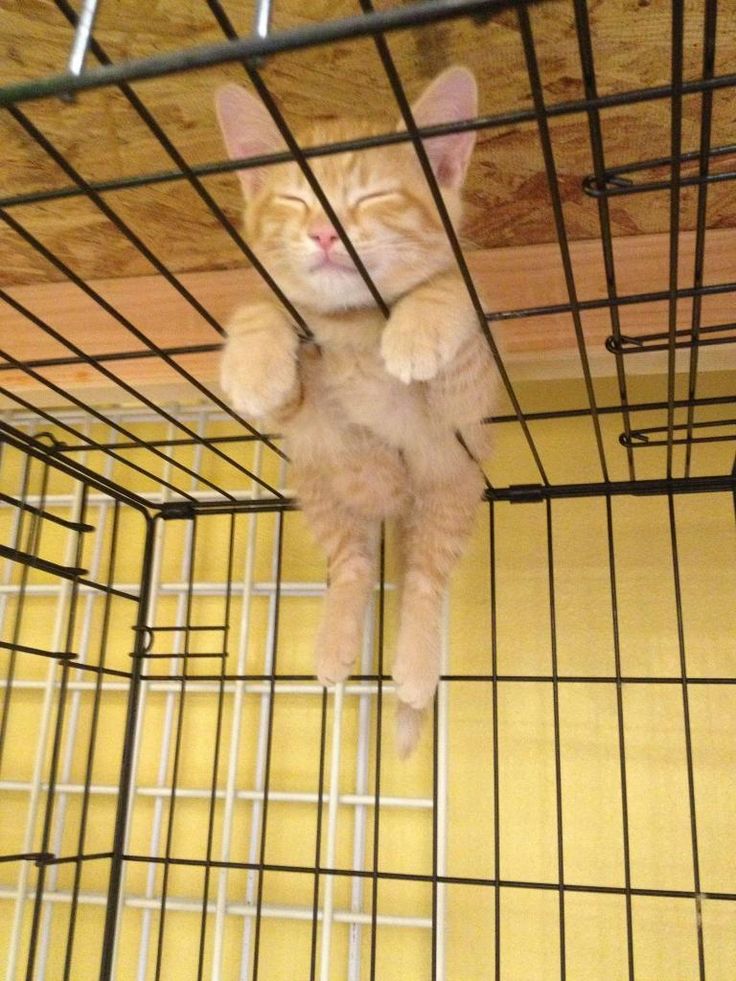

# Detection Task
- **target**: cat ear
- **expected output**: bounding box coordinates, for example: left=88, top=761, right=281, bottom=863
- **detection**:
left=214, top=83, right=285, bottom=197
left=405, top=66, right=478, bottom=190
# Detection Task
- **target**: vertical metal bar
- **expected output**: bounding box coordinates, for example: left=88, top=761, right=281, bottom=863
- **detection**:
left=369, top=528, right=386, bottom=979
left=197, top=510, right=237, bottom=980
left=318, top=683, right=345, bottom=981
left=0, top=451, right=34, bottom=780
left=516, top=1, right=610, bottom=483
left=98, top=509, right=157, bottom=981
left=684, top=0, right=719, bottom=477
left=544, top=498, right=566, bottom=980
left=39, top=430, right=115, bottom=977
left=431, top=698, right=439, bottom=980
left=666, top=1, right=685, bottom=479
left=137, top=431, right=201, bottom=981
left=26, top=481, right=88, bottom=981
left=667, top=494, right=706, bottom=979
left=604, top=497, right=635, bottom=981
left=309, top=691, right=329, bottom=979
left=153, top=515, right=199, bottom=981
left=347, top=607, right=376, bottom=981
left=4, top=452, right=57, bottom=981
left=62, top=499, right=122, bottom=980
left=212, top=442, right=264, bottom=979
left=571, top=0, right=636, bottom=479
left=254, top=0, right=273, bottom=39
left=435, top=594, right=450, bottom=980
left=66, top=0, right=101, bottom=76
left=250, top=509, right=286, bottom=981
left=239, top=457, right=287, bottom=979
left=358, top=0, right=548, bottom=487
left=489, top=501, right=501, bottom=981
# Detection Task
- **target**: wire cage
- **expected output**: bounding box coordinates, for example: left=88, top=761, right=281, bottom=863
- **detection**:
left=1, top=1, right=735, bottom=978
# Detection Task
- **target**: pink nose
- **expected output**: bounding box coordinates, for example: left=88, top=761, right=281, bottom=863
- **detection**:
left=309, top=224, right=339, bottom=253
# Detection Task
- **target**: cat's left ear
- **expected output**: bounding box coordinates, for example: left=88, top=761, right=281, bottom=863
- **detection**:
left=214, top=83, right=285, bottom=197
left=404, top=66, right=478, bottom=190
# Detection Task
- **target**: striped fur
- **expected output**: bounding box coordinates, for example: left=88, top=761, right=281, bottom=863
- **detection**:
left=216, top=68, right=496, bottom=755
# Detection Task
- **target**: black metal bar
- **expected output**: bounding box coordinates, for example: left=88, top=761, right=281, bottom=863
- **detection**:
left=369, top=527, right=386, bottom=981
left=99, top=511, right=157, bottom=980
left=0, top=452, right=39, bottom=782
left=0, top=216, right=287, bottom=489
left=685, top=0, right=719, bottom=477
left=518, top=3, right=609, bottom=482
left=667, top=495, right=706, bottom=979
left=137, top=671, right=736, bottom=685
left=607, top=322, right=735, bottom=355
left=572, top=0, right=635, bottom=478
left=153, top=512, right=199, bottom=980
left=489, top=502, right=501, bottom=979
left=117, top=850, right=736, bottom=901
left=0, top=491, right=94, bottom=532
left=0, top=639, right=78, bottom=661
left=25, top=481, right=88, bottom=980
left=0, top=419, right=157, bottom=515
left=620, top=419, right=735, bottom=450
left=251, top=510, right=285, bottom=981
left=486, top=474, right=736, bottom=502
left=362, top=0, right=547, bottom=485
left=197, top=511, right=236, bottom=981
left=0, top=1, right=539, bottom=106
left=63, top=499, right=122, bottom=979
left=53, top=0, right=315, bottom=343
left=665, top=1, right=685, bottom=479
left=582, top=142, right=736, bottom=190
left=0, top=342, right=221, bottom=373
left=544, top=499, right=566, bottom=977
left=309, top=690, right=329, bottom=979
left=604, top=497, right=635, bottom=980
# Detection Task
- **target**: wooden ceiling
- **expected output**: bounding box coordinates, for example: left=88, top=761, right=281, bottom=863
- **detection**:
left=2, top=0, right=735, bottom=288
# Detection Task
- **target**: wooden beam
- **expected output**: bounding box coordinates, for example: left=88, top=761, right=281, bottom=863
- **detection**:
left=2, top=228, right=734, bottom=409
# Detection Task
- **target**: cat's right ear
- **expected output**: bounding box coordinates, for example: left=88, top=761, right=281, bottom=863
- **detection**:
left=214, top=84, right=285, bottom=197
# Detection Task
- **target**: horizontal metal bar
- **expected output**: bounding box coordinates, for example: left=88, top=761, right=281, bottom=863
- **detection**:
left=487, top=474, right=736, bottom=502
left=0, top=419, right=153, bottom=515
left=0, top=491, right=95, bottom=532
left=0, top=342, right=221, bottom=372
left=0, top=0, right=732, bottom=117
left=608, top=322, right=736, bottom=355
left=0, top=543, right=86, bottom=579
left=118, top=853, right=736, bottom=902
left=0, top=640, right=77, bottom=661
left=621, top=419, right=735, bottom=449
left=0, top=0, right=530, bottom=105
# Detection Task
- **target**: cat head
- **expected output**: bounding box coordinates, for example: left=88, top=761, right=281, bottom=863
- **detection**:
left=215, top=68, right=477, bottom=314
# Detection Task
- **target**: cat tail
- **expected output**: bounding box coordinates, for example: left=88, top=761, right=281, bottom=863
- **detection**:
left=396, top=701, right=426, bottom=759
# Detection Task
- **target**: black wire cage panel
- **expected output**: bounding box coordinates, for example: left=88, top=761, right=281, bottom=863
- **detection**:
left=1, top=1, right=735, bottom=979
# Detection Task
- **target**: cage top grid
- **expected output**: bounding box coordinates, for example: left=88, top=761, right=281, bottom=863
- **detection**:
left=0, top=0, right=734, bottom=511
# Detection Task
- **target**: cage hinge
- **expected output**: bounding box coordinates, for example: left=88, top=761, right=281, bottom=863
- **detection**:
left=505, top=484, right=546, bottom=504
left=158, top=501, right=196, bottom=520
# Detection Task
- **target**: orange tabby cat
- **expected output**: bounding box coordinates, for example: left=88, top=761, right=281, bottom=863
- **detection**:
left=215, top=67, right=496, bottom=756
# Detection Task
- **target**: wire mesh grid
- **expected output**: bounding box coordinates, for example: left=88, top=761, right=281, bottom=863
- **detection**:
left=1, top=0, right=735, bottom=978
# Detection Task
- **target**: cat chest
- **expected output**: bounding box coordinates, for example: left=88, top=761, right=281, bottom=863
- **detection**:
left=318, top=349, right=429, bottom=447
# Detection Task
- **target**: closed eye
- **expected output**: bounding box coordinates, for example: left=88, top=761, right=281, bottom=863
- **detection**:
left=273, top=194, right=309, bottom=210
left=353, top=190, right=400, bottom=208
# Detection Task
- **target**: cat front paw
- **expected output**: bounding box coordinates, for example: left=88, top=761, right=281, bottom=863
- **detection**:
left=220, top=305, right=299, bottom=418
left=380, top=309, right=460, bottom=385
